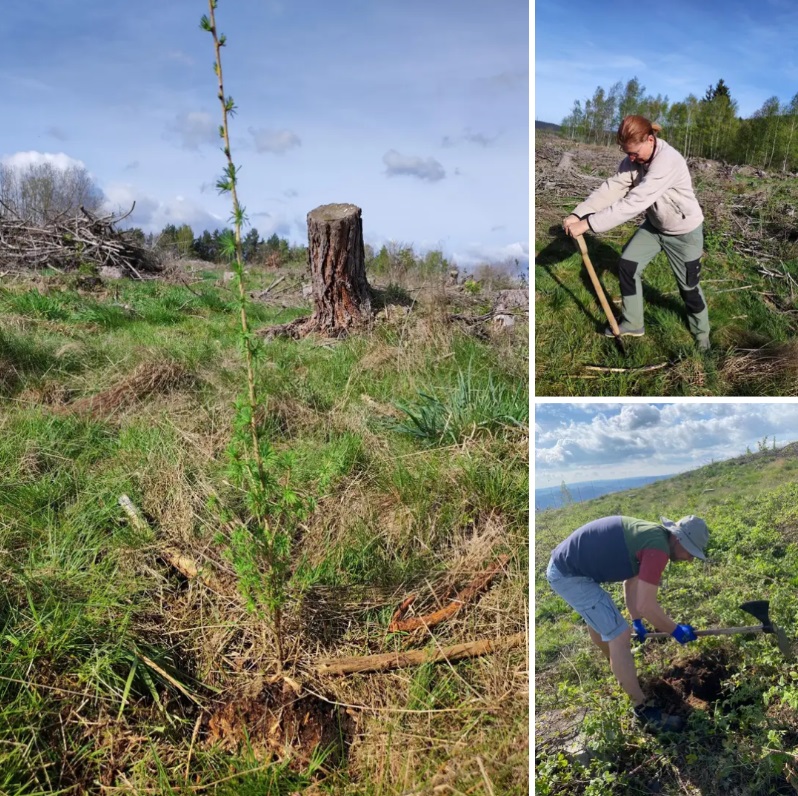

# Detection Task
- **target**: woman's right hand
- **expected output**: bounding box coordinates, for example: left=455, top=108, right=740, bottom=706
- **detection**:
left=562, top=214, right=579, bottom=233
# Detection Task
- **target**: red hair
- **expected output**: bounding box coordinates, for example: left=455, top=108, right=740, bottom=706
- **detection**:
left=617, top=115, right=662, bottom=146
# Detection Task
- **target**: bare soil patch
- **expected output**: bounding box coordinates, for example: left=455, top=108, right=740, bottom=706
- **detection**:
left=643, top=650, right=733, bottom=714
left=205, top=680, right=352, bottom=768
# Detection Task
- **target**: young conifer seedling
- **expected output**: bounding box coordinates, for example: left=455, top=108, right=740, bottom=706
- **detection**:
left=200, top=1, right=307, bottom=672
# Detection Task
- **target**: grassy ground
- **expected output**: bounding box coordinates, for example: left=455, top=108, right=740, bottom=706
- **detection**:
left=535, top=445, right=798, bottom=795
left=0, top=261, right=529, bottom=793
left=535, top=136, right=798, bottom=397
left=535, top=223, right=798, bottom=396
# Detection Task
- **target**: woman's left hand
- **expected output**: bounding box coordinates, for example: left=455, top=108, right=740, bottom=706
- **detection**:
left=565, top=218, right=590, bottom=238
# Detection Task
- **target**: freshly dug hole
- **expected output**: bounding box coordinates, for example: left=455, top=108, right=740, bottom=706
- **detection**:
left=643, top=650, right=732, bottom=714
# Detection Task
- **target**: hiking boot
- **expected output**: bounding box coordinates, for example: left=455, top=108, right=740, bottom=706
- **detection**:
left=604, top=323, right=645, bottom=338
left=633, top=703, right=684, bottom=733
left=696, top=336, right=711, bottom=352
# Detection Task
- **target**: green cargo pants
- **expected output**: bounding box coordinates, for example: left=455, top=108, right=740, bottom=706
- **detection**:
left=617, top=220, right=710, bottom=344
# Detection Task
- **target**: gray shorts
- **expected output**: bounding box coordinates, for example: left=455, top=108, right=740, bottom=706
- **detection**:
left=546, top=558, right=628, bottom=642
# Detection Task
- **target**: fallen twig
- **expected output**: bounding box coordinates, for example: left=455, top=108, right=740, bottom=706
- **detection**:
left=713, top=285, right=753, bottom=294
left=316, top=631, right=526, bottom=676
left=390, top=595, right=418, bottom=627
left=250, top=274, right=286, bottom=299
left=388, top=555, right=510, bottom=632
left=583, top=362, right=670, bottom=374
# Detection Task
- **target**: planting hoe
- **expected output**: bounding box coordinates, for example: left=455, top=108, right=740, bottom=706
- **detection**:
left=645, top=600, right=792, bottom=660
left=573, top=234, right=625, bottom=354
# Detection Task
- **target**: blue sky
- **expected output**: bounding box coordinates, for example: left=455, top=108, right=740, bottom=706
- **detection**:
left=1, top=1, right=529, bottom=271
left=534, top=0, right=798, bottom=125
left=535, top=403, right=798, bottom=487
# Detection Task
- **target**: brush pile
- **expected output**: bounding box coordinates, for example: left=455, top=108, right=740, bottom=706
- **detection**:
left=536, top=132, right=798, bottom=263
left=0, top=202, right=160, bottom=277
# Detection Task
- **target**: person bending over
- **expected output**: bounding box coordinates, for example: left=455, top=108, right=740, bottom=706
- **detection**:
left=546, top=514, right=709, bottom=732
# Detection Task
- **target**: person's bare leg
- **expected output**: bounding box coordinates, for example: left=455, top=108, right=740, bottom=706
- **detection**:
left=607, top=627, right=646, bottom=706
left=587, top=626, right=611, bottom=661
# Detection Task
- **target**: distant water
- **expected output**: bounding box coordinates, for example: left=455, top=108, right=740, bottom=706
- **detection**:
left=535, top=474, right=676, bottom=512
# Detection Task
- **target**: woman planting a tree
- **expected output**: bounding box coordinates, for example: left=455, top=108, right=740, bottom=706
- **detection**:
left=563, top=115, right=710, bottom=351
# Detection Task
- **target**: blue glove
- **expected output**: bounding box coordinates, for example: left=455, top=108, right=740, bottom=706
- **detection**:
left=671, top=624, right=697, bottom=644
left=632, top=619, right=648, bottom=642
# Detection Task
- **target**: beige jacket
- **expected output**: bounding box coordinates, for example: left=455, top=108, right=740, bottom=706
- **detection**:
left=572, top=138, right=704, bottom=235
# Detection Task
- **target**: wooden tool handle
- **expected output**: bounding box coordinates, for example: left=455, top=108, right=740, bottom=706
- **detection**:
left=645, top=625, right=764, bottom=639
left=574, top=234, right=621, bottom=338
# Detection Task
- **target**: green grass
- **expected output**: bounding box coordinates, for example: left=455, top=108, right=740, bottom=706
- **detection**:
left=0, top=268, right=528, bottom=793
left=535, top=445, right=798, bottom=795
left=535, top=223, right=798, bottom=396
left=389, top=365, right=528, bottom=445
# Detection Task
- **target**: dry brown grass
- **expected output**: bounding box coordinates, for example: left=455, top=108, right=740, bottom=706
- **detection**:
left=58, top=360, right=192, bottom=418
left=720, top=342, right=798, bottom=395
left=322, top=635, right=528, bottom=794
left=263, top=392, right=325, bottom=438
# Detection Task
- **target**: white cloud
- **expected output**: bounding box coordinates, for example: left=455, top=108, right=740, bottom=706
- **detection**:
left=1, top=151, right=86, bottom=171
left=102, top=182, right=221, bottom=232
left=608, top=404, right=661, bottom=431
left=249, top=127, right=301, bottom=154
left=442, top=128, right=500, bottom=148
left=535, top=404, right=798, bottom=486
left=167, top=111, right=218, bottom=150
left=453, top=240, right=529, bottom=271
left=383, top=149, right=445, bottom=182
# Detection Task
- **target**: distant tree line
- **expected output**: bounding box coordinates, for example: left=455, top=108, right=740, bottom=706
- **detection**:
left=129, top=223, right=304, bottom=265
left=128, top=223, right=457, bottom=277
left=0, top=161, right=463, bottom=275
left=560, top=77, right=798, bottom=171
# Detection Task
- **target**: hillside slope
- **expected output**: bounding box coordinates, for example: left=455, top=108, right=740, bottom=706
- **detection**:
left=534, top=133, right=798, bottom=397
left=535, top=444, right=798, bottom=795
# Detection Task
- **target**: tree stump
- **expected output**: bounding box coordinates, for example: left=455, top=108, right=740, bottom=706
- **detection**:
left=264, top=203, right=372, bottom=339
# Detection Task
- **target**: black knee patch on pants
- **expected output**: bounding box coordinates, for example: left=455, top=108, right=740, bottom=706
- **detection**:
left=685, top=258, right=702, bottom=288
left=618, top=258, right=638, bottom=297
left=679, top=286, right=706, bottom=314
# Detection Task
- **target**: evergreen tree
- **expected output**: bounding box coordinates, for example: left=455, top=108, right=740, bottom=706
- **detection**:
left=242, top=227, right=261, bottom=262
left=193, top=229, right=216, bottom=260
left=156, top=223, right=178, bottom=253
left=704, top=79, right=731, bottom=102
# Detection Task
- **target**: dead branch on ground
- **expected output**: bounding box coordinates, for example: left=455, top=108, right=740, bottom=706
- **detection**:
left=388, top=555, right=510, bottom=632
left=0, top=202, right=159, bottom=277
left=316, top=631, right=526, bottom=675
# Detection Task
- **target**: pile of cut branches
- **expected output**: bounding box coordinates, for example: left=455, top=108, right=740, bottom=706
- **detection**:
left=0, top=202, right=160, bottom=277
